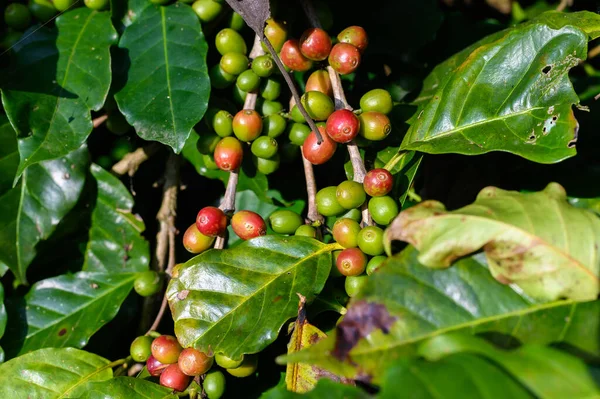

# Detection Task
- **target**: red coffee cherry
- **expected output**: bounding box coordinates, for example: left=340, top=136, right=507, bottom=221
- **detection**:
left=299, top=28, right=332, bottom=61
left=280, top=39, right=313, bottom=72
left=183, top=223, right=215, bottom=254
left=328, top=43, right=361, bottom=75
left=325, top=109, right=360, bottom=143
left=178, top=348, right=214, bottom=376
left=302, top=126, right=337, bottom=165
left=160, top=364, right=191, bottom=392
left=305, top=70, right=333, bottom=97
left=196, top=206, right=227, bottom=237
left=233, top=109, right=263, bottom=142
left=337, top=26, right=368, bottom=53
left=336, top=247, right=367, bottom=276
left=151, top=335, right=183, bottom=365
left=147, top=355, right=169, bottom=377
left=214, top=137, right=243, bottom=171
left=231, top=210, right=267, bottom=240
left=363, top=168, right=393, bottom=197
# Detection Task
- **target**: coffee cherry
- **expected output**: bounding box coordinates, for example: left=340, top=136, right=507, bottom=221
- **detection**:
left=220, top=53, right=249, bottom=76
left=134, top=270, right=162, bottom=297
left=215, top=353, right=244, bottom=369
left=236, top=70, right=261, bottom=92
left=84, top=0, right=108, bottom=10
left=252, top=55, right=275, bottom=78
left=160, top=364, right=191, bottom=392
left=130, top=335, right=153, bottom=362
left=192, top=0, right=222, bottom=23
left=215, top=28, right=247, bottom=55
left=326, top=109, right=360, bottom=143
left=290, top=105, right=307, bottom=124
left=281, top=39, right=313, bottom=72
left=295, top=225, right=316, bottom=238
left=288, top=123, right=311, bottom=146
left=4, top=4, right=31, bottom=30
left=253, top=154, right=280, bottom=175
left=228, top=12, right=245, bottom=31
left=336, top=180, right=366, bottom=209
left=328, top=43, right=361, bottom=75
left=147, top=355, right=169, bottom=377
left=251, top=136, right=278, bottom=159
left=299, top=28, right=332, bottom=61
left=262, top=114, right=287, bottom=138
left=258, top=100, right=283, bottom=116
left=213, top=110, right=234, bottom=138
left=360, top=89, right=393, bottom=115
left=197, top=132, right=221, bottom=155
left=368, top=196, right=399, bottom=225
left=303, top=127, right=337, bottom=165
left=364, top=168, right=393, bottom=197
left=269, top=210, right=303, bottom=234
left=231, top=211, right=267, bottom=240
left=337, top=26, right=368, bottom=53
left=233, top=110, right=262, bottom=142
left=183, top=224, right=216, bottom=254
left=263, top=18, right=288, bottom=52
left=226, top=355, right=258, bottom=378
left=152, top=335, right=183, bottom=365
left=106, top=112, right=131, bottom=135
left=204, top=370, right=226, bottom=399
left=330, top=251, right=344, bottom=278
left=214, top=137, right=243, bottom=171
left=305, top=70, right=333, bottom=97
left=358, top=112, right=391, bottom=141
left=301, top=91, right=334, bottom=121
left=260, top=77, right=282, bottom=101
left=366, top=255, right=387, bottom=275
left=178, top=348, right=214, bottom=376
left=336, top=248, right=367, bottom=276
left=202, top=154, right=220, bottom=170
left=340, top=208, right=362, bottom=222
left=196, top=206, right=227, bottom=237
left=316, top=186, right=345, bottom=217
left=357, top=226, right=384, bottom=256
left=210, top=64, right=236, bottom=89
left=29, top=0, right=57, bottom=22
left=345, top=275, right=368, bottom=297
left=53, top=0, right=76, bottom=12
left=332, top=218, right=361, bottom=248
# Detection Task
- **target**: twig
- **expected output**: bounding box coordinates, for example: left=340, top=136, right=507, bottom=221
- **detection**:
left=556, top=0, right=572, bottom=12
left=300, top=146, right=323, bottom=225
left=112, top=143, right=161, bottom=176
left=92, top=114, right=108, bottom=128
left=589, top=44, right=600, bottom=60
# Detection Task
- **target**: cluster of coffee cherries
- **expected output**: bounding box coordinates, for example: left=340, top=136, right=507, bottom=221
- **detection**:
left=129, top=333, right=258, bottom=396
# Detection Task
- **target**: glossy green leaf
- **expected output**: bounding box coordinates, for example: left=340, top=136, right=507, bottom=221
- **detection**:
left=281, top=246, right=600, bottom=381
left=0, top=117, right=88, bottom=284
left=167, top=236, right=337, bottom=359
left=420, top=334, right=600, bottom=398
left=0, top=283, right=6, bottom=362
left=386, top=182, right=600, bottom=301
left=534, top=11, right=600, bottom=39
left=0, top=347, right=111, bottom=398
left=261, top=379, right=370, bottom=399
left=83, top=165, right=149, bottom=274
left=115, top=3, right=210, bottom=153
left=2, top=272, right=137, bottom=358
left=1, top=9, right=117, bottom=179
left=402, top=16, right=591, bottom=163
left=82, top=377, right=177, bottom=399
left=181, top=133, right=229, bottom=185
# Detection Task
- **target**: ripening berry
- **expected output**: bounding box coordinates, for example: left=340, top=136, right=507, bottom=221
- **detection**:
left=263, top=18, right=288, bottom=52
left=299, top=28, right=332, bottom=61
left=281, top=39, right=313, bottom=72
left=336, top=180, right=366, bottom=209
left=183, top=224, right=215, bottom=254
left=305, top=70, right=333, bottom=97
left=302, top=127, right=337, bottom=165
left=332, top=218, right=361, bottom=248
left=337, top=26, right=368, bottom=53
left=214, top=137, right=244, bottom=171
left=231, top=211, right=267, bottom=240
left=147, top=355, right=169, bottom=377
left=233, top=109, right=262, bottom=142
left=196, top=206, right=227, bottom=237
left=360, top=89, right=393, bottom=115
left=326, top=109, right=360, bottom=143
left=363, top=168, right=393, bottom=197
left=358, top=111, right=391, bottom=141
left=328, top=43, right=361, bottom=75
left=336, top=247, right=367, bottom=276
left=151, top=335, right=183, bottom=364
left=178, top=348, right=214, bottom=376
left=160, top=364, right=191, bottom=392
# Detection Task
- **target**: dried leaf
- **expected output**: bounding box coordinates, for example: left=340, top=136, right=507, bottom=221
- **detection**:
left=224, top=0, right=270, bottom=37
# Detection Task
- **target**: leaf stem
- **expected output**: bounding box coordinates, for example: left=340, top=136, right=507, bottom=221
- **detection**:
left=111, top=143, right=161, bottom=177
left=92, top=114, right=108, bottom=128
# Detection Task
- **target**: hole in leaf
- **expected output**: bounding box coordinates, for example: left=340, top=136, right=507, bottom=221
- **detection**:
left=552, top=116, right=557, bottom=121
left=542, top=65, right=552, bottom=74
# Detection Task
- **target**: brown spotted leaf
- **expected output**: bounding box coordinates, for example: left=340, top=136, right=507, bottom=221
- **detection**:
left=224, top=0, right=270, bottom=38
left=385, top=182, right=600, bottom=301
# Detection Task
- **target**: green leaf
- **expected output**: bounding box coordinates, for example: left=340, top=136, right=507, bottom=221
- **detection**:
left=2, top=272, right=137, bottom=358
left=385, top=182, right=600, bottom=301
left=0, top=347, right=111, bottom=398
left=84, top=165, right=149, bottom=274
left=0, top=117, right=88, bottom=284
left=82, top=377, right=177, bottom=399
left=181, top=133, right=229, bottom=184
left=0, top=283, right=6, bottom=362
left=1, top=9, right=117, bottom=179
left=261, top=379, right=370, bottom=399
left=280, top=246, right=600, bottom=381
left=420, top=334, right=600, bottom=398
left=167, top=236, right=337, bottom=359
left=115, top=3, right=210, bottom=153
left=534, top=10, right=600, bottom=40
left=402, top=16, right=589, bottom=163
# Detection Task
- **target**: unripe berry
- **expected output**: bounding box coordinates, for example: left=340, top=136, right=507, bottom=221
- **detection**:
left=178, top=348, right=214, bottom=376
left=295, top=225, right=317, bottom=238
left=226, top=355, right=258, bottom=378
left=288, top=123, right=311, bottom=146
left=253, top=154, right=280, bottom=175
left=212, top=110, right=234, bottom=137
left=183, top=224, right=216, bottom=254
left=357, top=226, right=385, bottom=256
left=204, top=370, right=226, bottom=399
left=231, top=211, right=267, bottom=240
left=290, top=105, right=307, bottom=124
left=147, top=355, right=168, bottom=377
left=316, top=186, right=345, bottom=217
left=366, top=255, right=387, bottom=275
left=134, top=270, right=162, bottom=297
left=336, top=180, right=366, bottom=209
left=368, top=196, right=399, bottom=225
left=345, top=275, right=368, bottom=298
left=332, top=218, right=361, bottom=248
left=209, top=64, right=236, bottom=89
left=252, top=55, right=275, bottom=77
left=130, top=335, right=153, bottom=362
left=196, top=206, right=227, bottom=237
left=281, top=39, right=313, bottom=72
left=233, top=109, right=262, bottom=142
left=364, top=168, right=393, bottom=197
left=328, top=43, right=361, bottom=75
left=215, top=353, right=244, bottom=369
left=258, top=99, right=283, bottom=116
left=4, top=4, right=32, bottom=30
left=251, top=136, right=278, bottom=159
left=228, top=12, right=245, bottom=31
left=269, top=210, right=303, bottom=234
left=215, top=28, right=247, bottom=55
left=192, top=0, right=222, bottom=23
left=236, top=69, right=261, bottom=92
left=305, top=70, right=333, bottom=97
left=301, top=91, right=334, bottom=121
left=264, top=18, right=288, bottom=52
left=337, top=26, right=368, bottom=53
left=260, top=77, right=282, bottom=101
left=160, top=364, right=191, bottom=392
left=220, top=53, right=249, bottom=76
left=214, top=137, right=243, bottom=171
left=302, top=127, right=337, bottom=165
left=358, top=112, right=391, bottom=141
left=299, top=28, right=332, bottom=61
left=152, top=335, right=183, bottom=365
left=336, top=247, right=367, bottom=276
left=262, top=114, right=287, bottom=138
left=326, top=109, right=360, bottom=143
left=360, top=89, right=393, bottom=115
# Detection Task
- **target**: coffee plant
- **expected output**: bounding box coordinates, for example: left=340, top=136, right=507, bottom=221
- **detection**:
left=0, top=0, right=599, bottom=397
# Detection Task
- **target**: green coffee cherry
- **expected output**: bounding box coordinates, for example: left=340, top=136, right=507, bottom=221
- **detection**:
left=236, top=69, right=261, bottom=92
left=295, top=225, right=316, bottom=238
left=360, top=89, right=393, bottom=115
left=366, top=256, right=387, bottom=275
left=358, top=112, right=391, bottom=141
left=53, top=0, right=76, bottom=12
left=345, top=275, right=368, bottom=297
left=288, top=123, right=311, bottom=146
left=260, top=77, right=282, bottom=101
left=202, top=154, right=219, bottom=170
left=204, top=370, right=226, bottom=399
left=357, top=226, right=384, bottom=256
left=232, top=84, right=248, bottom=105
left=134, top=271, right=162, bottom=297
left=197, top=132, right=221, bottom=155
left=209, top=64, right=236, bottom=89
left=340, top=208, right=362, bottom=222
left=5, top=3, right=32, bottom=30
left=368, top=196, right=399, bottom=225
left=253, top=154, right=280, bottom=175
left=30, top=0, right=57, bottom=22
left=215, top=353, right=244, bottom=369
left=215, top=28, right=247, bottom=55
left=212, top=110, right=234, bottom=137
left=220, top=53, right=249, bottom=76
left=316, top=186, right=345, bottom=217
left=227, top=12, right=245, bottom=31
left=192, top=0, right=222, bottom=23
left=251, top=54, right=275, bottom=77
left=84, top=0, right=109, bottom=10
left=262, top=114, right=287, bottom=138
left=301, top=91, right=334, bottom=121
left=269, top=210, right=303, bottom=234
left=251, top=136, right=278, bottom=158
left=336, top=181, right=366, bottom=210
left=130, top=335, right=154, bottom=362
left=258, top=99, right=283, bottom=116
left=290, top=105, right=306, bottom=123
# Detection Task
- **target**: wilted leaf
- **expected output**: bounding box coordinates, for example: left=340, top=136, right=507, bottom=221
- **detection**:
left=261, top=379, right=370, bottom=399
left=82, top=377, right=177, bottom=399
left=224, top=0, right=270, bottom=38
left=0, top=347, right=111, bottom=398
left=167, top=236, right=337, bottom=360
left=0, top=117, right=88, bottom=284
left=280, top=246, right=600, bottom=381
left=386, top=182, right=600, bottom=301
left=1, top=9, right=116, bottom=179
left=115, top=3, right=210, bottom=153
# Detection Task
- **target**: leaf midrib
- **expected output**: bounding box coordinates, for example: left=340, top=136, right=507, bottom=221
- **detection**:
left=160, top=7, right=177, bottom=137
